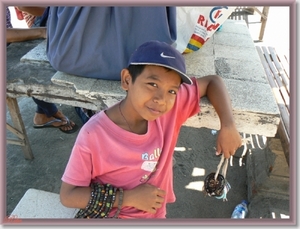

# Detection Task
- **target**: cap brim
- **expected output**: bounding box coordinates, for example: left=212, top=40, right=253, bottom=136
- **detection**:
left=130, top=62, right=193, bottom=85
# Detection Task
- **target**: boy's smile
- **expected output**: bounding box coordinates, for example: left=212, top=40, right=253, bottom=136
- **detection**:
left=109, top=65, right=182, bottom=134
left=127, top=65, right=181, bottom=121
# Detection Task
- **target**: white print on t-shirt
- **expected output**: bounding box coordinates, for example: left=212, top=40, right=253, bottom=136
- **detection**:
left=141, top=148, right=161, bottom=161
left=140, top=148, right=161, bottom=182
left=140, top=174, right=149, bottom=183
left=141, top=161, right=158, bottom=172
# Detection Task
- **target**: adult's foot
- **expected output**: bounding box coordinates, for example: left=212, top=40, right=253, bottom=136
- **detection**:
left=33, top=112, right=67, bottom=128
left=52, top=110, right=77, bottom=132
left=33, top=111, right=77, bottom=133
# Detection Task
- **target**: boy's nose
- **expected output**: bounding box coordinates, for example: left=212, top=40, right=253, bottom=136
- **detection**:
left=153, top=90, right=166, bottom=104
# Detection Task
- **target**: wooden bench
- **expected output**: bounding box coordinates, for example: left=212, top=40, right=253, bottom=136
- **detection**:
left=229, top=6, right=270, bottom=41
left=256, top=46, right=290, bottom=164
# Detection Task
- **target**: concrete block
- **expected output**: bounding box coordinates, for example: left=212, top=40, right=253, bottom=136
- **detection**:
left=52, top=71, right=97, bottom=95
left=215, top=58, right=267, bottom=83
left=185, top=55, right=216, bottom=77
left=223, top=79, right=279, bottom=114
left=220, top=19, right=250, bottom=35
left=20, top=40, right=48, bottom=65
left=194, top=36, right=214, bottom=56
left=214, top=44, right=261, bottom=63
left=90, top=78, right=125, bottom=97
left=9, top=189, right=78, bottom=218
left=214, top=32, right=255, bottom=48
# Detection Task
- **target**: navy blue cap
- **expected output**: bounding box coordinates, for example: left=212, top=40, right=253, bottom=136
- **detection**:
left=128, top=40, right=193, bottom=85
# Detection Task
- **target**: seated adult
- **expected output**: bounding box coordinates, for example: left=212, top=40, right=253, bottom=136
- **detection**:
left=46, top=7, right=177, bottom=123
left=11, top=6, right=78, bottom=133
left=46, top=7, right=177, bottom=80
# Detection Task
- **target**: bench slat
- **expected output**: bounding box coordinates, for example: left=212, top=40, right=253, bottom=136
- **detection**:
left=256, top=46, right=290, bottom=162
left=277, top=52, right=290, bottom=80
left=261, top=46, right=290, bottom=112
left=268, top=47, right=290, bottom=94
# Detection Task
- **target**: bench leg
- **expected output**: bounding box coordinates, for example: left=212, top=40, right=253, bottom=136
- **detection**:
left=258, top=7, right=270, bottom=41
left=6, top=97, right=34, bottom=160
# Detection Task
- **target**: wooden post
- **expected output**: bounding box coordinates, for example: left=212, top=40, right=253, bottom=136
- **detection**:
left=258, top=7, right=270, bottom=41
left=6, top=97, right=34, bottom=160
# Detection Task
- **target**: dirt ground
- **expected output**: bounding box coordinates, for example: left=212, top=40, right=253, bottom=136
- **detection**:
left=6, top=99, right=248, bottom=218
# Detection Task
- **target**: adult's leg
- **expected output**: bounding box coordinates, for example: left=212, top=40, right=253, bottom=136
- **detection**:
left=33, top=97, right=58, bottom=117
left=32, top=97, right=77, bottom=132
left=74, top=107, right=99, bottom=124
left=74, top=107, right=90, bottom=124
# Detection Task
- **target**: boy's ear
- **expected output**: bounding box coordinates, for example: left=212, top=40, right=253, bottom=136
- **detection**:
left=120, top=69, right=131, bottom=90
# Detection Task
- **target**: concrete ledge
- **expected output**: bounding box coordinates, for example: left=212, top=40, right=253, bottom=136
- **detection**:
left=9, top=189, right=78, bottom=218
left=20, top=40, right=50, bottom=66
left=16, top=19, right=280, bottom=137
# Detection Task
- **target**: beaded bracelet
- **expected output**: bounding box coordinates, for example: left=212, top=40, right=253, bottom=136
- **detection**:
left=97, top=184, right=108, bottom=216
left=75, top=183, right=104, bottom=218
left=110, top=187, right=117, bottom=213
left=100, top=185, right=113, bottom=218
left=102, top=186, right=117, bottom=218
left=74, top=183, right=117, bottom=219
left=89, top=184, right=103, bottom=218
left=113, top=188, right=123, bottom=219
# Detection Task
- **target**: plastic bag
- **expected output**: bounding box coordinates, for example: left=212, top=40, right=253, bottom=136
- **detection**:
left=174, top=6, right=235, bottom=53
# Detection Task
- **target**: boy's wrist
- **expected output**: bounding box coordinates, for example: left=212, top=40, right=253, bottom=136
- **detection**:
left=219, top=116, right=236, bottom=129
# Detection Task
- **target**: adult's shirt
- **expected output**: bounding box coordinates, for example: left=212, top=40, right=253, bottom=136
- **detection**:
left=46, top=7, right=177, bottom=80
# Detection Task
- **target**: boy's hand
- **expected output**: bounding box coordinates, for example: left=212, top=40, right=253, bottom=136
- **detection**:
left=123, top=183, right=165, bottom=214
left=215, top=124, right=242, bottom=159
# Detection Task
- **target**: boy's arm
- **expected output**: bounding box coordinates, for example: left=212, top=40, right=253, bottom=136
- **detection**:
left=196, top=75, right=242, bottom=158
left=60, top=182, right=92, bottom=209
left=60, top=182, right=165, bottom=214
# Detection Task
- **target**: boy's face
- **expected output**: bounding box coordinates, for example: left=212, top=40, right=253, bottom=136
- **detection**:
left=123, top=65, right=182, bottom=121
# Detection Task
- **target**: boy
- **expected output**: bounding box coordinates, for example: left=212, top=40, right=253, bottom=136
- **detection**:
left=60, top=40, right=242, bottom=218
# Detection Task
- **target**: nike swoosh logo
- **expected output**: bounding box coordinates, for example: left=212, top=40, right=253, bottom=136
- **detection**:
left=160, top=52, right=175, bottom=59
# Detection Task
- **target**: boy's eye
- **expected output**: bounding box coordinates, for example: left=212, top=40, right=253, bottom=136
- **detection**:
left=169, top=90, right=177, bottom=95
left=149, top=83, right=158, bottom=87
left=147, top=82, right=177, bottom=95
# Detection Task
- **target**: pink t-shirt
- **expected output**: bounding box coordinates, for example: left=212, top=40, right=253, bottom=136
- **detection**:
left=62, top=77, right=200, bottom=218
